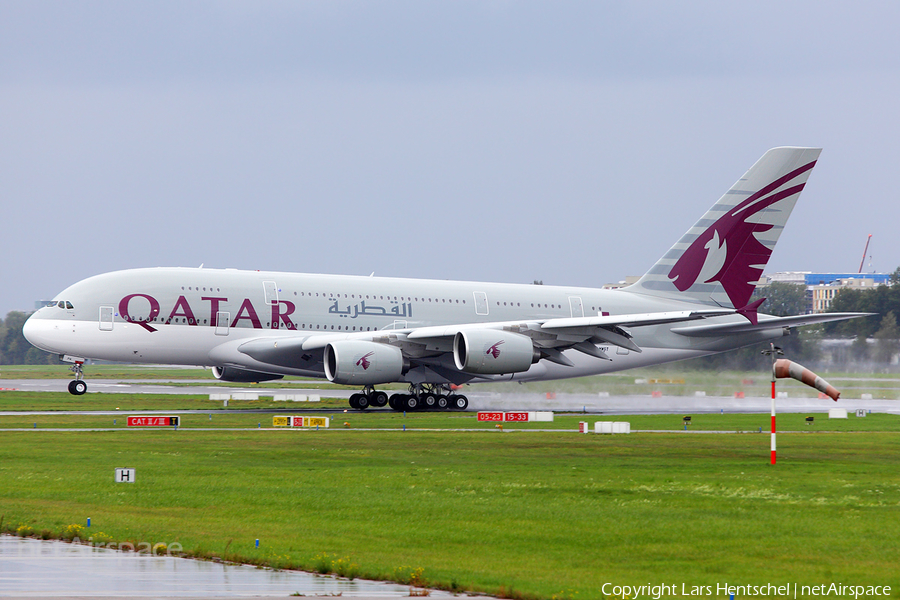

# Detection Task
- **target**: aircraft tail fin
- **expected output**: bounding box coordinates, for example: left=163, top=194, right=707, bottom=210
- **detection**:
left=627, top=147, right=822, bottom=308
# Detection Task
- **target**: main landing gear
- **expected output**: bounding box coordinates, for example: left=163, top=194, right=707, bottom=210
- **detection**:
left=348, top=384, right=469, bottom=412
left=67, top=361, right=87, bottom=396
left=348, top=386, right=389, bottom=410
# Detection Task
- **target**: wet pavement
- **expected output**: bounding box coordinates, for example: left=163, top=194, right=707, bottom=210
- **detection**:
left=0, top=535, right=460, bottom=598
left=1, top=378, right=899, bottom=414
left=0, top=379, right=354, bottom=399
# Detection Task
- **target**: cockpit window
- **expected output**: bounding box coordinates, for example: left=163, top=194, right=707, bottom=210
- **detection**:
left=66, top=301, right=74, bottom=309
left=57, top=301, right=65, bottom=309
left=54, top=301, right=74, bottom=309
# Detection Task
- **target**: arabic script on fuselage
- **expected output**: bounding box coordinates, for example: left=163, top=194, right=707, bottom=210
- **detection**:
left=115, top=293, right=414, bottom=332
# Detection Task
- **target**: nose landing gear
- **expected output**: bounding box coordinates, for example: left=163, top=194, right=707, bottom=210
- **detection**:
left=66, top=360, right=87, bottom=395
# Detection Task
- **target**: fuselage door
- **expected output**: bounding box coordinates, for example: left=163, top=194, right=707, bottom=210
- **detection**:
left=99, top=306, right=114, bottom=331
left=263, top=281, right=278, bottom=305
left=568, top=296, right=584, bottom=318
left=473, top=291, right=489, bottom=316
left=215, top=311, right=230, bottom=336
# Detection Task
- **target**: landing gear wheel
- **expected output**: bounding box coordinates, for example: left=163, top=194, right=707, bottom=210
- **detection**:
left=349, top=393, right=369, bottom=410
left=450, top=394, right=468, bottom=410
left=423, top=393, right=437, bottom=410
left=371, top=391, right=388, bottom=407
left=388, top=394, right=402, bottom=411
left=404, top=395, right=420, bottom=411
left=436, top=395, right=449, bottom=410
left=68, top=380, right=87, bottom=396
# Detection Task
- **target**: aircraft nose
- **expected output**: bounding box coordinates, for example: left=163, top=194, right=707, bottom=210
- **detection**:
left=22, top=313, right=55, bottom=352
left=22, top=314, right=38, bottom=345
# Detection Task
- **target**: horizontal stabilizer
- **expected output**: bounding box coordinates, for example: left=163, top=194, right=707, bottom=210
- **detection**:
left=671, top=312, right=874, bottom=337
left=541, top=308, right=736, bottom=330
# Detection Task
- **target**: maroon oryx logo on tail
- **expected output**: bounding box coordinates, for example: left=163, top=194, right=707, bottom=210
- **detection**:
left=486, top=341, right=504, bottom=359
left=667, top=160, right=816, bottom=309
left=356, top=352, right=375, bottom=370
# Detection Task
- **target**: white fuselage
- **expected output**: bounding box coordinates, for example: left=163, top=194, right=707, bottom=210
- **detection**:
left=24, top=267, right=782, bottom=384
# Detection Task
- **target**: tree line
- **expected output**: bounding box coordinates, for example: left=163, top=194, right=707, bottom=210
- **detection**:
left=0, top=311, right=56, bottom=365
left=823, top=266, right=900, bottom=366
left=680, top=268, right=900, bottom=371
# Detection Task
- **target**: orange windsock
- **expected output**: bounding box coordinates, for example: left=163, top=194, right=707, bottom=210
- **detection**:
left=774, top=359, right=840, bottom=401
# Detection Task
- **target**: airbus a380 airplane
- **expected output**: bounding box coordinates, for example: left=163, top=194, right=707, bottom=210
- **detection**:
left=24, top=147, right=868, bottom=411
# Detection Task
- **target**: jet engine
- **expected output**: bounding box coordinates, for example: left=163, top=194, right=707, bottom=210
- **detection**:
left=211, top=366, right=284, bottom=383
left=324, top=340, right=407, bottom=385
left=453, top=330, right=539, bottom=375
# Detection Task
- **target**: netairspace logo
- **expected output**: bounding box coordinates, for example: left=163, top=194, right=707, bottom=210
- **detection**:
left=16, top=537, right=183, bottom=558
left=599, top=583, right=892, bottom=600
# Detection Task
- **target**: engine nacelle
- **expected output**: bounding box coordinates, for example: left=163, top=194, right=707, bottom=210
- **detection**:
left=453, top=330, right=539, bottom=375
left=324, top=341, right=407, bottom=385
left=211, top=366, right=284, bottom=383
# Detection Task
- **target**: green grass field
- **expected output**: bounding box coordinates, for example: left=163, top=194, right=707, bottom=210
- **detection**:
left=1, top=395, right=899, bottom=433
left=2, top=367, right=899, bottom=598
left=2, top=411, right=899, bottom=599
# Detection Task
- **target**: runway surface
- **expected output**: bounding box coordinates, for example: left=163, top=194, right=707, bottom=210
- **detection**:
left=2, top=379, right=899, bottom=414
left=0, top=379, right=355, bottom=399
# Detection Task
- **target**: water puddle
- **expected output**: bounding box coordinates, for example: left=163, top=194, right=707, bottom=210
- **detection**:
left=1, top=535, right=443, bottom=597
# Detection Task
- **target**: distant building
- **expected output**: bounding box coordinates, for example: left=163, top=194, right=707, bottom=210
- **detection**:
left=761, top=272, right=891, bottom=314
left=802, top=273, right=891, bottom=286
left=606, top=271, right=891, bottom=313
left=602, top=275, right=641, bottom=290
left=763, top=271, right=810, bottom=286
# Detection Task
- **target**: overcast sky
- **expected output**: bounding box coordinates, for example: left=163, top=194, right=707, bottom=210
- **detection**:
left=2, top=1, right=899, bottom=316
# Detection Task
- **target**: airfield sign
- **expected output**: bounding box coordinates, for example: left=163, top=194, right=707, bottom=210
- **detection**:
left=127, top=416, right=180, bottom=427
left=115, top=468, right=136, bottom=483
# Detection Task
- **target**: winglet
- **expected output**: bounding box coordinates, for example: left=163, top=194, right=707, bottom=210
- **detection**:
left=736, top=298, right=766, bottom=325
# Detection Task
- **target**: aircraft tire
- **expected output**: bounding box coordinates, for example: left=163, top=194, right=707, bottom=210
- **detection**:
left=349, top=394, right=362, bottom=409
left=388, top=394, right=401, bottom=410
left=371, top=391, right=388, bottom=407
left=423, top=393, right=437, bottom=410
left=436, top=395, right=449, bottom=410
left=356, top=394, right=370, bottom=410
left=450, top=394, right=468, bottom=410
left=68, top=380, right=87, bottom=396
left=404, top=395, right=420, bottom=411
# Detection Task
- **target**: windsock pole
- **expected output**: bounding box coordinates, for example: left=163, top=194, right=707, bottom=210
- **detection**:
left=762, top=343, right=784, bottom=465
left=763, top=353, right=842, bottom=465
left=770, top=367, right=777, bottom=465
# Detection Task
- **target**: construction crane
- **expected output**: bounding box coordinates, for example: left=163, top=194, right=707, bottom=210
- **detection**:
left=858, top=234, right=872, bottom=274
